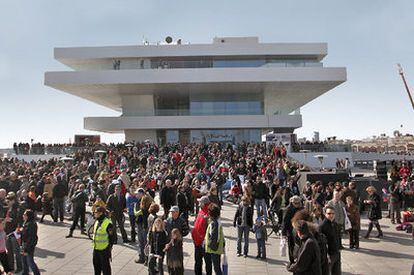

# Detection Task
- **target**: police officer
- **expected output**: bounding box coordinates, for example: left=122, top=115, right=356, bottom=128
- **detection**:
left=93, top=206, right=115, bottom=275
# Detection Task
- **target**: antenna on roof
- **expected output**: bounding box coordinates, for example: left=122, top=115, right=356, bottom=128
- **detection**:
left=142, top=35, right=149, bottom=45
left=165, top=36, right=173, bottom=44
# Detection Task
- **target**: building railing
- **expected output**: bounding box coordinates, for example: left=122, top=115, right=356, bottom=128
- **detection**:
left=13, top=146, right=98, bottom=155
left=154, top=109, right=264, bottom=116
left=109, top=59, right=323, bottom=71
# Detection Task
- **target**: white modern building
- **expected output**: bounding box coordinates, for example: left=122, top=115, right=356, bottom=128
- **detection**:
left=45, top=36, right=346, bottom=144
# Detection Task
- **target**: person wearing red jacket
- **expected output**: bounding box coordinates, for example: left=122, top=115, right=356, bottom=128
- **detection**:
left=192, top=196, right=210, bottom=275
left=399, top=163, right=411, bottom=178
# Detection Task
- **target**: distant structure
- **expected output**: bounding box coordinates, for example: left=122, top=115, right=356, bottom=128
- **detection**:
left=45, top=36, right=346, bottom=144
left=352, top=133, right=414, bottom=153
left=313, top=131, right=320, bottom=143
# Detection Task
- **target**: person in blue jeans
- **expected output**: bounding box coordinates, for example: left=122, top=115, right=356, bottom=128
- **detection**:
left=134, top=191, right=152, bottom=264
left=126, top=187, right=139, bottom=242
left=21, top=209, right=40, bottom=275
left=252, top=217, right=267, bottom=260
left=253, top=178, right=269, bottom=222
left=233, top=196, right=253, bottom=257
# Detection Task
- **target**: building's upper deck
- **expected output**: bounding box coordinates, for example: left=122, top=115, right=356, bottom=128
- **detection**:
left=54, top=37, right=328, bottom=71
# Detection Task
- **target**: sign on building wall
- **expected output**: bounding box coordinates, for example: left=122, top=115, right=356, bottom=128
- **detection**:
left=265, top=133, right=296, bottom=145
left=74, top=135, right=101, bottom=145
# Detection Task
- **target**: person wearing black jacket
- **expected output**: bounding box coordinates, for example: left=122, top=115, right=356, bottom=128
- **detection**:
left=5, top=193, right=23, bottom=273
left=148, top=218, right=168, bottom=275
left=106, top=184, right=129, bottom=243
left=253, top=177, right=269, bottom=222
left=52, top=178, right=67, bottom=222
left=165, top=206, right=189, bottom=238
left=363, top=186, right=383, bottom=238
left=160, top=180, right=176, bottom=219
left=282, top=196, right=303, bottom=264
left=233, top=196, right=253, bottom=257
left=319, top=206, right=340, bottom=275
left=21, top=209, right=40, bottom=275
left=287, top=220, right=321, bottom=275
left=66, top=184, right=89, bottom=237
left=212, top=171, right=226, bottom=205
left=0, top=189, right=7, bottom=219
left=176, top=185, right=189, bottom=222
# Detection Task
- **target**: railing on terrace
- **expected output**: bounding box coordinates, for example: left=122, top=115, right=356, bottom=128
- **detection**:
left=13, top=146, right=99, bottom=155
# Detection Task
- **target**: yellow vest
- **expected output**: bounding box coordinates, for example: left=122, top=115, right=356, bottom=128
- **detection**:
left=205, top=220, right=225, bottom=255
left=93, top=218, right=112, bottom=250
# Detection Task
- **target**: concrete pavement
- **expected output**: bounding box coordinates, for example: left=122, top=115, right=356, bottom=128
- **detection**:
left=31, top=201, right=414, bottom=275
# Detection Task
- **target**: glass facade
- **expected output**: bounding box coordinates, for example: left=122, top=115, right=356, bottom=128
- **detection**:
left=212, top=59, right=266, bottom=68
left=154, top=93, right=263, bottom=116
left=148, top=58, right=322, bottom=69
left=190, top=101, right=262, bottom=115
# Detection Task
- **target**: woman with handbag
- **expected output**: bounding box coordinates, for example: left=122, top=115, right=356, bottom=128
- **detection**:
left=364, top=186, right=383, bottom=239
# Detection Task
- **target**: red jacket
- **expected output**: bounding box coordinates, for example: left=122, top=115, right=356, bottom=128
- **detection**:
left=192, top=204, right=209, bottom=246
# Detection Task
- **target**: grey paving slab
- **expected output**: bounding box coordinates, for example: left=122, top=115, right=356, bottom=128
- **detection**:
left=30, top=201, right=413, bottom=275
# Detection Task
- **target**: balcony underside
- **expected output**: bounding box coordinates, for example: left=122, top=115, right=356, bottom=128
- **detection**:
left=84, top=115, right=302, bottom=133
left=45, top=67, right=346, bottom=112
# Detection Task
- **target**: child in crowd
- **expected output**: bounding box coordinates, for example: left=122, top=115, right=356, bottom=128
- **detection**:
left=346, top=195, right=361, bottom=249
left=164, top=228, right=184, bottom=275
left=40, top=192, right=54, bottom=223
left=91, top=195, right=106, bottom=213
left=229, top=183, right=241, bottom=204
left=148, top=218, right=168, bottom=275
left=252, top=217, right=267, bottom=260
left=0, top=219, right=12, bottom=275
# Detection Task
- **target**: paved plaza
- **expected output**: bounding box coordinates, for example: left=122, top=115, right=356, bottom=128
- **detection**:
left=33, top=201, right=413, bottom=275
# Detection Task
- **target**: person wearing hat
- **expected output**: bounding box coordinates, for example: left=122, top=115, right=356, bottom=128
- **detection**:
left=281, top=195, right=303, bottom=264
left=92, top=206, right=115, bottom=275
left=191, top=195, right=211, bottom=275
left=165, top=205, right=189, bottom=239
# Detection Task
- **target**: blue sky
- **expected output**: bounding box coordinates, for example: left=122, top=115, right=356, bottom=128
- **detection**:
left=1, top=0, right=413, bottom=148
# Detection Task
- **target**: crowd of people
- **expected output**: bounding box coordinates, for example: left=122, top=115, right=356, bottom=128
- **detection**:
left=0, top=142, right=413, bottom=275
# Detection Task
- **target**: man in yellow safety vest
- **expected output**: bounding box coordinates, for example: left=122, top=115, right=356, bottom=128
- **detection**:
left=93, top=206, right=115, bottom=275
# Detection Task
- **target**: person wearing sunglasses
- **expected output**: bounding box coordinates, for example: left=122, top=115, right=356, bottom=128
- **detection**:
left=319, top=206, right=341, bottom=275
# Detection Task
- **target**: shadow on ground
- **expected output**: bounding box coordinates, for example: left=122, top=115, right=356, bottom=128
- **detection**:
left=356, top=247, right=414, bottom=260
left=35, top=247, right=65, bottom=259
